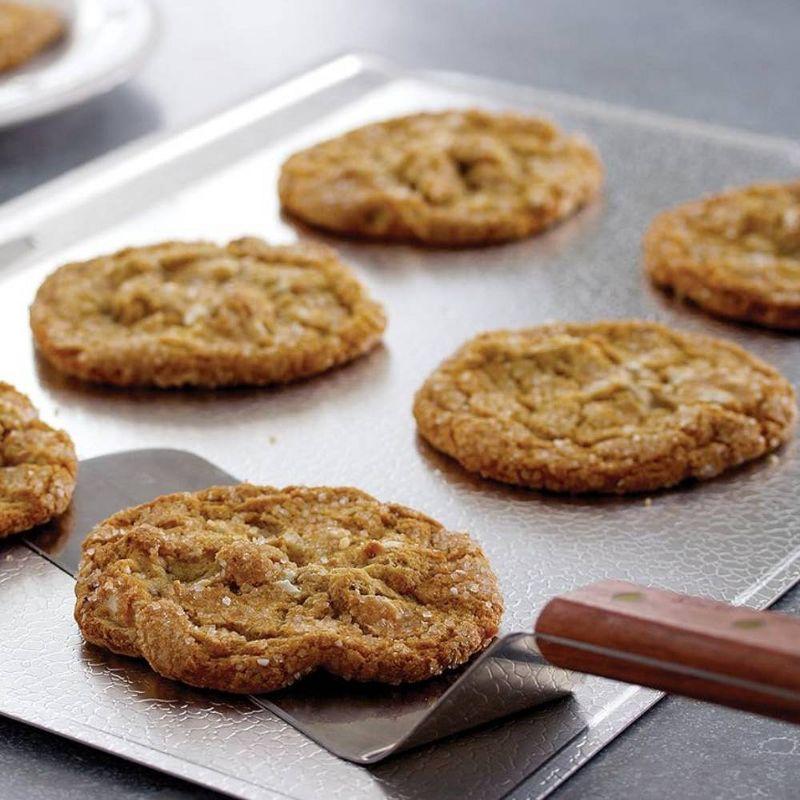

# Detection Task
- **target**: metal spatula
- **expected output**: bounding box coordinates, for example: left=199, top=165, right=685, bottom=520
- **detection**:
left=22, top=449, right=800, bottom=765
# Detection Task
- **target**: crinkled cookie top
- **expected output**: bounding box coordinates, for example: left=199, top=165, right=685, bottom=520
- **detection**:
left=279, top=109, right=603, bottom=245
left=31, top=238, right=386, bottom=387
left=414, top=320, right=796, bottom=493
left=0, top=382, right=76, bottom=536
left=645, top=181, right=800, bottom=329
left=75, top=484, right=503, bottom=693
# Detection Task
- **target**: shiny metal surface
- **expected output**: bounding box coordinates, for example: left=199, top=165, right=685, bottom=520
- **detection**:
left=1, top=55, right=800, bottom=799
left=258, top=634, right=582, bottom=765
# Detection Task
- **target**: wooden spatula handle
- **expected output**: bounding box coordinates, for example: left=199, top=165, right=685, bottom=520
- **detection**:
left=535, top=580, right=800, bottom=724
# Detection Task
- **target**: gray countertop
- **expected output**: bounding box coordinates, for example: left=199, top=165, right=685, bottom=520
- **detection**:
left=2, top=1, right=799, bottom=798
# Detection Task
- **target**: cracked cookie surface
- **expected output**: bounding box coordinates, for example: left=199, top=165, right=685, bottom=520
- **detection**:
left=0, top=1, right=63, bottom=73
left=645, top=181, right=800, bottom=329
left=0, top=382, right=76, bottom=536
left=279, top=109, right=603, bottom=246
left=413, top=321, right=796, bottom=494
left=30, top=237, right=387, bottom=387
left=75, top=484, right=503, bottom=693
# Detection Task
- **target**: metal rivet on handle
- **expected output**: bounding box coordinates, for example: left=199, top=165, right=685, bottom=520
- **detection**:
left=732, top=618, right=765, bottom=629
left=612, top=591, right=644, bottom=602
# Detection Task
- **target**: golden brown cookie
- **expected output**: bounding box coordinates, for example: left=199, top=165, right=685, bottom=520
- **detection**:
left=413, top=321, right=796, bottom=494
left=0, top=382, right=76, bottom=536
left=30, top=238, right=387, bottom=388
left=74, top=485, right=503, bottom=693
left=279, top=109, right=603, bottom=246
left=645, top=181, right=800, bottom=329
left=0, top=2, right=63, bottom=73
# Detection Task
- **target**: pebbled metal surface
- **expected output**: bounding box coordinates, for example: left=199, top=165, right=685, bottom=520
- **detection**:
left=0, top=56, right=800, bottom=799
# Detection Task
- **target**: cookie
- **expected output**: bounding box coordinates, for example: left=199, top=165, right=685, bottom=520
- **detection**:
left=30, top=238, right=387, bottom=388
left=0, top=382, right=77, bottom=536
left=279, top=109, right=603, bottom=246
left=0, top=2, right=63, bottom=73
left=413, top=321, right=796, bottom=494
left=74, top=484, right=503, bottom=693
left=645, top=181, right=800, bottom=329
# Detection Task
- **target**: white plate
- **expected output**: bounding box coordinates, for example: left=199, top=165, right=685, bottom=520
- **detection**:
left=0, top=0, right=156, bottom=129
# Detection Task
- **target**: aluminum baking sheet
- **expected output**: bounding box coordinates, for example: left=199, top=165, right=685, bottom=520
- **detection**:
left=1, top=54, right=800, bottom=800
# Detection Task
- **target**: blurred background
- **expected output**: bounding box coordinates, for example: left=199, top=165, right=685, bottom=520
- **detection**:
left=3, top=0, right=799, bottom=204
